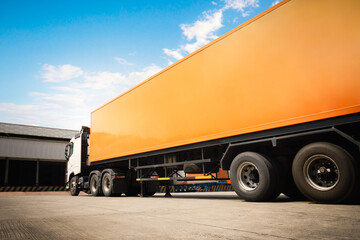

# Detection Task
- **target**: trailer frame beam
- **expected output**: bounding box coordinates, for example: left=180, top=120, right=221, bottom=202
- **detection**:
left=135, top=158, right=212, bottom=170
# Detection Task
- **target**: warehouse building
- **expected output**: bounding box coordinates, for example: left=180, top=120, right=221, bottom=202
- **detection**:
left=0, top=122, right=78, bottom=188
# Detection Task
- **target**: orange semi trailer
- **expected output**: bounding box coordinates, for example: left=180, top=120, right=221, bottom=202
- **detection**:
left=65, top=0, right=360, bottom=203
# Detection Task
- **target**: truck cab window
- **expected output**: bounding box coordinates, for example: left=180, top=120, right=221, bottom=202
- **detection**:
left=65, top=142, right=74, bottom=160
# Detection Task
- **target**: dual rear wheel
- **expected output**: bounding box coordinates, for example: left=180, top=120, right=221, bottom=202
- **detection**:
left=89, top=172, right=152, bottom=197
left=230, top=152, right=280, bottom=202
left=292, top=142, right=357, bottom=203
left=230, top=142, right=358, bottom=203
left=90, top=173, right=103, bottom=196
left=90, top=172, right=119, bottom=197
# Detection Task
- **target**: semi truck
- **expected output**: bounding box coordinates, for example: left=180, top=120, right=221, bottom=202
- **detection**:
left=65, top=0, right=360, bottom=203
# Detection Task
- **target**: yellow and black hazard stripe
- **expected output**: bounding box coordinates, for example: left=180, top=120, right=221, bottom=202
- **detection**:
left=137, top=175, right=214, bottom=182
left=210, top=184, right=234, bottom=192
left=0, top=186, right=66, bottom=192
left=159, top=186, right=175, bottom=193
left=157, top=184, right=233, bottom=193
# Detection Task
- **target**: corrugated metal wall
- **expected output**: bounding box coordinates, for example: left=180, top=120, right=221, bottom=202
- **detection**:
left=0, top=138, right=68, bottom=161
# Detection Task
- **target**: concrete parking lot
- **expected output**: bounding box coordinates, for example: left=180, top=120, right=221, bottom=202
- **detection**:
left=0, top=191, right=359, bottom=240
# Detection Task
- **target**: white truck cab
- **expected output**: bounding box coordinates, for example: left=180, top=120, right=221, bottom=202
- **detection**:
left=65, top=127, right=90, bottom=192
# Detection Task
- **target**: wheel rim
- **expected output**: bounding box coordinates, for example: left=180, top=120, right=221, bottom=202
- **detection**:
left=91, top=177, right=98, bottom=192
left=70, top=178, right=76, bottom=193
left=237, top=162, right=260, bottom=191
left=103, top=175, right=111, bottom=192
left=303, top=154, right=339, bottom=191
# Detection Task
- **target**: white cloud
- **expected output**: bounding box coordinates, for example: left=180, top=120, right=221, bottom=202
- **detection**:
left=182, top=37, right=212, bottom=54
left=0, top=103, right=39, bottom=114
left=41, top=64, right=83, bottom=82
left=49, top=86, right=82, bottom=93
left=180, top=10, right=223, bottom=54
left=0, top=102, right=84, bottom=129
left=272, top=0, right=281, bottom=6
left=163, top=10, right=223, bottom=61
left=68, top=65, right=162, bottom=90
left=114, top=57, right=135, bottom=66
left=163, top=48, right=184, bottom=60
left=0, top=63, right=163, bottom=129
left=223, top=0, right=259, bottom=11
left=223, top=0, right=259, bottom=17
left=29, top=92, right=48, bottom=97
left=163, top=0, right=259, bottom=61
left=128, top=64, right=163, bottom=84
left=167, top=60, right=174, bottom=66
left=82, top=72, right=128, bottom=90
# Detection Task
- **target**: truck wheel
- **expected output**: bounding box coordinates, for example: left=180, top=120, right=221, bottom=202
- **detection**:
left=292, top=142, right=357, bottom=203
left=70, top=176, right=80, bottom=196
left=102, top=173, right=114, bottom=197
left=230, top=152, right=280, bottom=202
left=90, top=174, right=102, bottom=196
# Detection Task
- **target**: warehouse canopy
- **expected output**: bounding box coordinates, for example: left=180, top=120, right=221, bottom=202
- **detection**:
left=0, top=122, right=77, bottom=140
left=0, top=122, right=78, bottom=161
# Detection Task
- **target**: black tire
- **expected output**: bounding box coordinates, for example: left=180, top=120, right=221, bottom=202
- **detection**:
left=102, top=173, right=114, bottom=197
left=292, top=142, right=357, bottom=203
left=90, top=174, right=102, bottom=196
left=230, top=152, right=280, bottom=202
left=70, top=176, right=80, bottom=196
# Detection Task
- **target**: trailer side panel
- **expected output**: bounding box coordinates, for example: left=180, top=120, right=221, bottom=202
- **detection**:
left=90, top=0, right=360, bottom=163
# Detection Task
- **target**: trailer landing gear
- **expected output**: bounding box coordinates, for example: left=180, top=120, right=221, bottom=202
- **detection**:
left=164, top=181, right=172, bottom=197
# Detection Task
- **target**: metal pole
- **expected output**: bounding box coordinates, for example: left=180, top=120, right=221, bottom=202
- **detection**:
left=65, top=161, right=67, bottom=185
left=165, top=181, right=172, bottom=197
left=36, top=160, right=39, bottom=186
left=4, top=158, right=9, bottom=186
left=140, top=181, right=144, bottom=197
left=137, top=159, right=139, bottom=178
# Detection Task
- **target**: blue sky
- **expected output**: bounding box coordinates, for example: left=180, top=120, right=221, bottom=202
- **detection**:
left=0, top=0, right=281, bottom=129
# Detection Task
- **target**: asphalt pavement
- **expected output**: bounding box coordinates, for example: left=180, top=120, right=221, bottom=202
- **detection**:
left=0, top=191, right=359, bottom=240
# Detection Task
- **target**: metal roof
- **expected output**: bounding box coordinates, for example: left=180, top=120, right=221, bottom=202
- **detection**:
left=0, top=122, right=78, bottom=140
